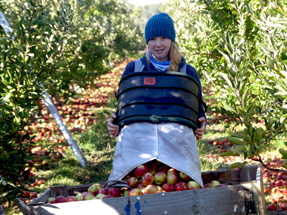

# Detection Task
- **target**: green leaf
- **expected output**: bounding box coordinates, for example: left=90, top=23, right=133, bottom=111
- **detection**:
left=241, top=88, right=249, bottom=109
left=227, top=161, right=247, bottom=170
left=279, top=149, right=287, bottom=159
left=228, top=137, right=244, bottom=145
left=220, top=150, right=234, bottom=157
left=221, top=101, right=236, bottom=113
left=233, top=145, right=246, bottom=154
left=220, top=72, right=234, bottom=90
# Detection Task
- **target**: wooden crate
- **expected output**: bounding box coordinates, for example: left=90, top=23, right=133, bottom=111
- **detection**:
left=17, top=165, right=267, bottom=215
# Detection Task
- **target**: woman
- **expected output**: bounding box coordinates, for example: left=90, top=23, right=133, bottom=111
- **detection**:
left=107, top=13, right=206, bottom=187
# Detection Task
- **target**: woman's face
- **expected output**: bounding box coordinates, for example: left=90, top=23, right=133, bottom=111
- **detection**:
left=148, top=37, right=172, bottom=62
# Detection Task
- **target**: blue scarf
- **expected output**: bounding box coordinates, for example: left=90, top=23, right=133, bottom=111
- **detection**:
left=149, top=51, right=170, bottom=71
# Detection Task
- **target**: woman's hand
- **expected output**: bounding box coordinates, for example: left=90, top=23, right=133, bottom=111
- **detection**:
left=107, top=113, right=119, bottom=137
left=194, top=117, right=206, bottom=140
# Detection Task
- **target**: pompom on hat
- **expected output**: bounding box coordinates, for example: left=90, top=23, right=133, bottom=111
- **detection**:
left=144, top=13, right=176, bottom=44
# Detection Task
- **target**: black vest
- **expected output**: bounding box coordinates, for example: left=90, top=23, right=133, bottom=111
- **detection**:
left=115, top=71, right=200, bottom=130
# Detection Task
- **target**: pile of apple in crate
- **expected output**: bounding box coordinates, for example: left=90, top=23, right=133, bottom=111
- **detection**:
left=46, top=160, right=221, bottom=204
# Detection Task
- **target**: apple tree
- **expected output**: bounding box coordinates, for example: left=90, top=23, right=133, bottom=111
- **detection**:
left=163, top=0, right=287, bottom=171
left=0, top=0, right=143, bottom=205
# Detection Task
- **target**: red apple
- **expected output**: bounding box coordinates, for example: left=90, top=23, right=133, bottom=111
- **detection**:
left=30, top=192, right=37, bottom=198
left=54, top=196, right=67, bottom=203
left=167, top=168, right=178, bottom=176
left=128, top=177, right=139, bottom=188
left=142, top=172, right=154, bottom=186
left=134, top=164, right=148, bottom=178
left=129, top=188, right=143, bottom=196
left=158, top=166, right=169, bottom=174
left=144, top=185, right=159, bottom=194
left=66, top=196, right=78, bottom=202
left=98, top=188, right=109, bottom=195
left=137, top=183, right=146, bottom=190
left=162, top=183, right=175, bottom=192
left=179, top=172, right=191, bottom=181
left=175, top=182, right=188, bottom=191
left=155, top=190, right=165, bottom=193
left=216, top=184, right=226, bottom=187
left=88, top=185, right=99, bottom=195
left=167, top=174, right=178, bottom=185
left=154, top=172, right=167, bottom=185
left=103, top=195, right=114, bottom=199
left=109, top=188, right=121, bottom=198
left=123, top=173, right=132, bottom=182
left=187, top=181, right=200, bottom=190
left=279, top=203, right=287, bottom=210
left=267, top=204, right=276, bottom=211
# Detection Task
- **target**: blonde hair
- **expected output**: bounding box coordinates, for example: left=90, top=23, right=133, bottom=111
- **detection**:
left=145, top=42, right=182, bottom=71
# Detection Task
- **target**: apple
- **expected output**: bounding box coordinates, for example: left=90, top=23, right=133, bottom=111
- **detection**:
left=30, top=192, right=37, bottom=198
left=88, top=185, right=99, bottom=195
left=141, top=172, right=154, bottom=186
left=279, top=203, right=287, bottom=210
left=46, top=197, right=55, bottom=203
left=167, top=168, right=178, bottom=176
left=175, top=182, right=188, bottom=191
left=76, top=193, right=83, bottom=201
left=81, top=192, right=95, bottom=200
left=162, top=183, right=175, bottom=192
left=134, top=164, right=148, bottom=178
left=158, top=166, right=169, bottom=174
left=208, top=180, right=220, bottom=188
left=109, top=188, right=121, bottom=198
left=154, top=172, right=167, bottom=185
left=149, top=163, right=158, bottom=171
left=167, top=174, right=178, bottom=185
left=92, top=183, right=103, bottom=191
left=103, top=195, right=114, bottom=199
left=123, top=173, right=132, bottom=182
left=95, top=194, right=106, bottom=199
left=179, top=172, right=191, bottom=181
left=128, top=177, right=139, bottom=188
left=216, top=184, right=226, bottom=187
left=54, top=196, right=67, bottom=203
left=137, top=183, right=146, bottom=190
left=267, top=204, right=276, bottom=211
left=99, top=188, right=109, bottom=195
left=187, top=181, right=200, bottom=190
left=144, top=185, right=158, bottom=194
left=155, top=190, right=165, bottom=193
left=66, top=196, right=78, bottom=202
left=129, top=188, right=143, bottom=196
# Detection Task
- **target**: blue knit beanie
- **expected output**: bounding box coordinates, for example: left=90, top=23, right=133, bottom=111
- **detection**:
left=145, top=13, right=176, bottom=44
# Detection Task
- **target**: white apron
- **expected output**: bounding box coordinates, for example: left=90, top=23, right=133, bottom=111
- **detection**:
left=108, top=122, right=203, bottom=188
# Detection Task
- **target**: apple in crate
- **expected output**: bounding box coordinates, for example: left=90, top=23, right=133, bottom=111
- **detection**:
left=81, top=193, right=95, bottom=200
left=162, top=183, right=175, bottom=192
left=187, top=181, right=200, bottom=190
left=129, top=188, right=143, bottom=196
left=92, top=183, right=103, bottom=191
left=66, top=196, right=78, bottom=202
left=99, top=188, right=109, bottom=195
left=208, top=180, right=220, bottom=188
left=144, top=185, right=158, bottom=194
left=95, top=194, right=106, bottom=199
left=175, top=182, right=188, bottom=191
left=46, top=197, right=55, bottom=204
left=134, top=164, right=148, bottom=178
left=76, top=192, right=84, bottom=201
left=179, top=172, right=191, bottom=181
left=167, top=168, right=178, bottom=176
left=109, top=188, right=121, bottom=198
left=154, top=172, right=167, bottom=185
left=54, top=196, right=67, bottom=203
left=142, top=172, right=154, bottom=186
left=88, top=185, right=99, bottom=195
left=167, top=174, right=178, bottom=185
left=128, top=177, right=139, bottom=188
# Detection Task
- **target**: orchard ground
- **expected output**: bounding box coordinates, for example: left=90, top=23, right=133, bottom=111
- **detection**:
left=3, top=59, right=287, bottom=214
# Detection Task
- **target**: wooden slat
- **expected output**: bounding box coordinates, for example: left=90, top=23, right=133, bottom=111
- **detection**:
left=49, top=185, right=69, bottom=198
left=25, top=197, right=129, bottom=215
